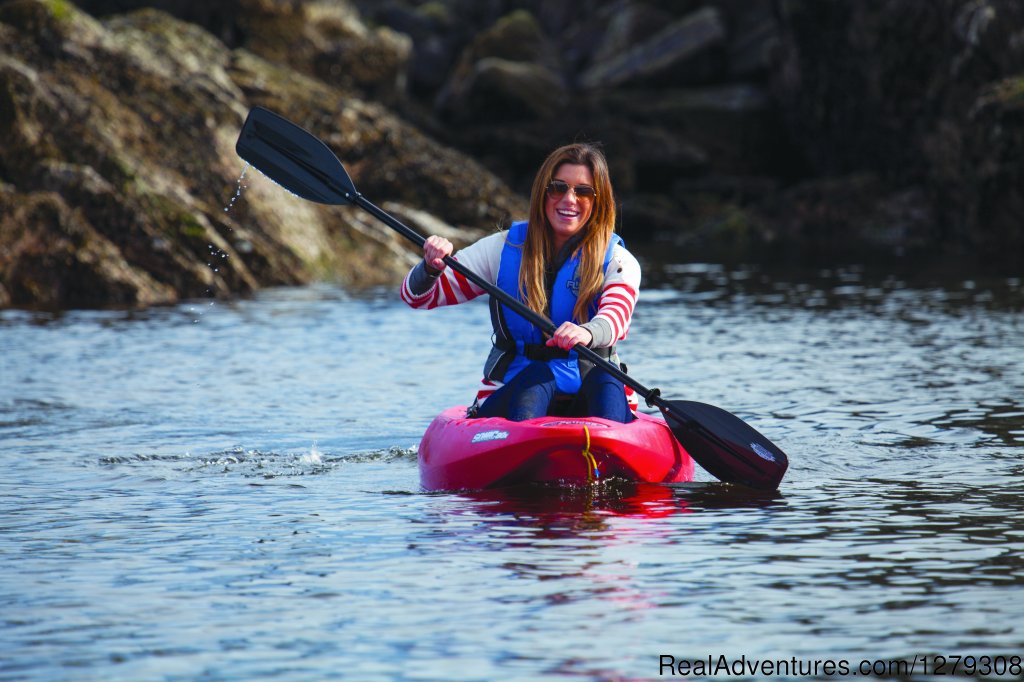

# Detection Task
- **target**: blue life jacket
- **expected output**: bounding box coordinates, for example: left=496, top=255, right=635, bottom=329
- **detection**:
left=485, top=220, right=622, bottom=394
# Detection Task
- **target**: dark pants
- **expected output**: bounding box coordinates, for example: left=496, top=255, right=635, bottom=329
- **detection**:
left=476, top=361, right=632, bottom=423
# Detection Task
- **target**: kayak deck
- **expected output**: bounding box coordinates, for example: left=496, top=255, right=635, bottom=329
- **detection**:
left=418, top=406, right=695, bottom=491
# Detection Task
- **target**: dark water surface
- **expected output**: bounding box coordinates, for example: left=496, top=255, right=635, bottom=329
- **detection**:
left=2, top=266, right=1022, bottom=681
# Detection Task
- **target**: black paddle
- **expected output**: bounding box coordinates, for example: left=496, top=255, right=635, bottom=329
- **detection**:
left=235, top=106, right=789, bottom=489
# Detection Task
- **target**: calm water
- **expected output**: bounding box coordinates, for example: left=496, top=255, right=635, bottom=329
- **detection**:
left=2, top=265, right=1022, bottom=681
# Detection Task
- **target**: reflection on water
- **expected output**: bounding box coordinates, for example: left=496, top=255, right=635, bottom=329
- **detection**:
left=1, top=266, right=1022, bottom=680
left=452, top=482, right=786, bottom=526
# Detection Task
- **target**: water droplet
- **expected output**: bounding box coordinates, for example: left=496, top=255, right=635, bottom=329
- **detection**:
left=223, top=164, right=250, bottom=213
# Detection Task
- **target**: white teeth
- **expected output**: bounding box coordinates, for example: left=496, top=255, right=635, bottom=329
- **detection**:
left=557, top=209, right=579, bottom=217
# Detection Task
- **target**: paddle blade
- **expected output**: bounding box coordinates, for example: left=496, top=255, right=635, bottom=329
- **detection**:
left=235, top=107, right=356, bottom=205
left=659, top=400, right=789, bottom=490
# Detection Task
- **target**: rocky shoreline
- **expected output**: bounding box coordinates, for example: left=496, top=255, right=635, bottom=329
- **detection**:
left=1, top=0, right=1021, bottom=309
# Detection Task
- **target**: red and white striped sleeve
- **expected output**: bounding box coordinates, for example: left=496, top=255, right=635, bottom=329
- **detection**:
left=590, top=244, right=641, bottom=344
left=400, top=231, right=506, bottom=309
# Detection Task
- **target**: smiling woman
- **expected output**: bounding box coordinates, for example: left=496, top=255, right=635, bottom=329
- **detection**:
left=545, top=169, right=596, bottom=250
left=233, top=108, right=789, bottom=489
left=402, top=143, right=639, bottom=423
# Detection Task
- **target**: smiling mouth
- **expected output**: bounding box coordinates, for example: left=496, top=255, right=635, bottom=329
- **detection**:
left=556, top=208, right=580, bottom=218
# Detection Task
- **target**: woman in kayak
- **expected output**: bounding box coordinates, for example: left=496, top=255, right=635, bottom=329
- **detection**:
left=401, top=143, right=640, bottom=422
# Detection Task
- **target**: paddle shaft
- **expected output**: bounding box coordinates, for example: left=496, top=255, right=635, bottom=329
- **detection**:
left=348, top=192, right=659, bottom=405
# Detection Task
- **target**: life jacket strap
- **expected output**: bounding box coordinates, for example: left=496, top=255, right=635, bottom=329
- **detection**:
left=493, top=338, right=615, bottom=362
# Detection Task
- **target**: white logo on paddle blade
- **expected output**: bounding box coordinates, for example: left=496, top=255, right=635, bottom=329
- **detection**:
left=472, top=430, right=510, bottom=444
left=751, top=442, right=776, bottom=462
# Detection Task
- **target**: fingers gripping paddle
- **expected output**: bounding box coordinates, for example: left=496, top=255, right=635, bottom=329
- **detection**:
left=235, top=107, right=789, bottom=489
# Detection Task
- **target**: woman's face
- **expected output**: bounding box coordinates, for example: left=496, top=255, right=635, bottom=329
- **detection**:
left=544, top=163, right=595, bottom=250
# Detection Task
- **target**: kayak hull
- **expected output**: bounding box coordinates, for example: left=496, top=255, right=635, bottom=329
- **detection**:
left=418, top=406, right=695, bottom=491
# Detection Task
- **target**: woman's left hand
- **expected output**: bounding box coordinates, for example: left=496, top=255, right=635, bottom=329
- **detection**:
left=546, top=322, right=593, bottom=350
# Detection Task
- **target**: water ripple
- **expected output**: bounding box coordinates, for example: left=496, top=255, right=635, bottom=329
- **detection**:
left=2, top=271, right=1022, bottom=680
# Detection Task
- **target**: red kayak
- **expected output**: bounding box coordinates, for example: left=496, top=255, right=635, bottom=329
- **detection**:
left=418, top=406, right=695, bottom=491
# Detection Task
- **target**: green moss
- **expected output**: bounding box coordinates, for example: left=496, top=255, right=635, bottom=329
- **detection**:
left=711, top=205, right=752, bottom=244
left=45, top=0, right=71, bottom=22
left=417, top=2, right=450, bottom=24
left=96, top=154, right=136, bottom=191
left=136, top=191, right=206, bottom=244
left=977, top=76, right=1024, bottom=111
left=996, top=76, right=1024, bottom=104
left=176, top=213, right=204, bottom=239
left=496, top=9, right=540, bottom=33
left=471, top=9, right=545, bottom=63
left=971, top=76, right=1024, bottom=122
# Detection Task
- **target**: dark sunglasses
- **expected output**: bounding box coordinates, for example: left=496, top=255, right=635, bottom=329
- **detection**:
left=546, top=179, right=597, bottom=201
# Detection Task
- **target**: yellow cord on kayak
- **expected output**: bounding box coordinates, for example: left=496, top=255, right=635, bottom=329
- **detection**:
left=581, top=426, right=600, bottom=481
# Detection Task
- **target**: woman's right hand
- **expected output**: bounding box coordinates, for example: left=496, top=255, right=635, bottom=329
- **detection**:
left=423, top=235, right=453, bottom=275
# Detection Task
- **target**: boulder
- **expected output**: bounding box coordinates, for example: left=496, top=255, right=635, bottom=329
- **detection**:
left=750, top=175, right=934, bottom=259
left=357, top=1, right=462, bottom=96
left=724, top=0, right=781, bottom=78
left=957, top=76, right=1024, bottom=259
left=75, top=0, right=415, bottom=101
left=4, top=0, right=1024, bottom=311
left=0, top=187, right=176, bottom=308
left=445, top=58, right=567, bottom=122
left=599, top=84, right=787, bottom=175
left=588, top=2, right=677, bottom=68
left=0, top=0, right=527, bottom=309
left=772, top=0, right=1024, bottom=266
left=579, top=6, right=727, bottom=89
left=436, top=9, right=562, bottom=120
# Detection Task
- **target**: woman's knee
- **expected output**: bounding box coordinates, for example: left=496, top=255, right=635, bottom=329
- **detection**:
left=578, top=369, right=630, bottom=422
left=581, top=367, right=620, bottom=392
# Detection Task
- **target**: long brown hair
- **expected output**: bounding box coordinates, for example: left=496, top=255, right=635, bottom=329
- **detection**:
left=518, top=143, right=617, bottom=323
